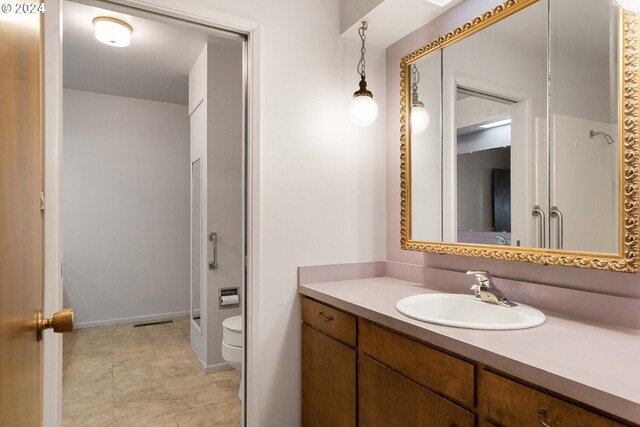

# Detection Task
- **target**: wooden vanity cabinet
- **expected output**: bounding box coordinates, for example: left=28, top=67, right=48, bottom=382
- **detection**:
left=300, top=297, right=635, bottom=427
left=301, top=298, right=357, bottom=427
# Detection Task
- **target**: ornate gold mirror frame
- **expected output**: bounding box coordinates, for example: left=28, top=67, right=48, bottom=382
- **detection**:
left=400, top=0, right=640, bottom=272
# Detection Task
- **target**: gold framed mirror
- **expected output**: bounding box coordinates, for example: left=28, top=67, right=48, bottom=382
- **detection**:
left=400, top=0, right=640, bottom=272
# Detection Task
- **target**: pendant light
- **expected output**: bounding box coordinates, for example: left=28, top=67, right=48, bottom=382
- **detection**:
left=348, top=21, right=378, bottom=127
left=410, top=65, right=430, bottom=135
left=616, top=0, right=640, bottom=12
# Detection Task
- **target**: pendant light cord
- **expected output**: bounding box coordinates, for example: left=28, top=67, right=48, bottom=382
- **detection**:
left=357, top=21, right=368, bottom=79
left=411, top=65, right=421, bottom=104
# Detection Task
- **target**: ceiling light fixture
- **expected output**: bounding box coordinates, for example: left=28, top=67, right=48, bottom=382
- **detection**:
left=410, top=65, right=429, bottom=135
left=616, top=0, right=640, bottom=12
left=348, top=21, right=378, bottom=127
left=479, top=118, right=512, bottom=129
left=93, top=17, right=132, bottom=47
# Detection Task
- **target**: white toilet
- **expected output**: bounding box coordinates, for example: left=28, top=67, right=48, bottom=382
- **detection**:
left=221, top=315, right=243, bottom=400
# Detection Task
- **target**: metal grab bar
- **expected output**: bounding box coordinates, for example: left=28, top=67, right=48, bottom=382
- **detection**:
left=208, top=232, right=218, bottom=270
left=550, top=206, right=564, bottom=250
left=531, top=205, right=546, bottom=248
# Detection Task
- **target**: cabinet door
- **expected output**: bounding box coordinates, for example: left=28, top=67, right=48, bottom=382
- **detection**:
left=358, top=355, right=474, bottom=427
left=302, top=324, right=356, bottom=427
left=359, top=320, right=474, bottom=408
left=548, top=0, right=620, bottom=253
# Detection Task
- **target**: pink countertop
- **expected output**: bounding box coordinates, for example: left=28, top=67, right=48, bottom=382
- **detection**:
left=298, top=277, right=640, bottom=424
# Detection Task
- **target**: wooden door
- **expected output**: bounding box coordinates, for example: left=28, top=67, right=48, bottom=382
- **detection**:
left=301, top=324, right=356, bottom=427
left=0, top=7, right=44, bottom=427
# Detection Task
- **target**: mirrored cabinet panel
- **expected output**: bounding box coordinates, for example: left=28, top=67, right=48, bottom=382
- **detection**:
left=410, top=51, right=442, bottom=243
left=442, top=0, right=547, bottom=247
left=549, top=0, right=620, bottom=253
left=400, top=0, right=640, bottom=272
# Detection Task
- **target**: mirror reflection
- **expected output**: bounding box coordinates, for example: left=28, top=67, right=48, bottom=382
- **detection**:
left=406, top=0, right=620, bottom=255
left=191, top=158, right=202, bottom=328
left=456, top=87, right=515, bottom=245
left=410, top=52, right=442, bottom=242
left=549, top=0, right=619, bottom=253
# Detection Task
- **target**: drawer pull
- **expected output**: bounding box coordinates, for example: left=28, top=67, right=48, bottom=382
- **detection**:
left=317, top=311, right=334, bottom=322
left=538, top=407, right=554, bottom=427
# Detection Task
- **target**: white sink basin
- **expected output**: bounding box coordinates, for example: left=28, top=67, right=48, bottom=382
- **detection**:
left=396, top=293, right=546, bottom=330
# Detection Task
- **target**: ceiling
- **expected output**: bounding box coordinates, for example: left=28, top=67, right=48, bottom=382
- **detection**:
left=341, top=0, right=464, bottom=48
left=343, top=0, right=613, bottom=56
left=456, top=92, right=513, bottom=136
left=63, top=1, right=240, bottom=105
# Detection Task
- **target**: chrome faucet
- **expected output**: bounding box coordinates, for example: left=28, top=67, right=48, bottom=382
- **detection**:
left=467, top=270, right=517, bottom=307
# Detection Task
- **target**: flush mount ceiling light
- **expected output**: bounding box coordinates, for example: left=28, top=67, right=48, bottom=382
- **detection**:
left=348, top=21, right=378, bottom=127
left=93, top=17, right=132, bottom=47
left=410, top=65, right=429, bottom=135
left=479, top=118, right=512, bottom=129
left=616, top=0, right=640, bottom=12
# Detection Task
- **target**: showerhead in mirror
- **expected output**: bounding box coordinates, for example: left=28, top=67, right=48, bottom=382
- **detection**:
left=589, top=130, right=614, bottom=145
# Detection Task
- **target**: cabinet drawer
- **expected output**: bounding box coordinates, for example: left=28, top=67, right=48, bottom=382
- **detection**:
left=301, top=297, right=356, bottom=347
left=478, top=370, right=626, bottom=427
left=359, top=354, right=474, bottom=427
left=359, top=320, right=475, bottom=408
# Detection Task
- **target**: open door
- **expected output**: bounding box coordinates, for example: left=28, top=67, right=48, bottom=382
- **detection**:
left=0, top=8, right=45, bottom=427
left=1, top=7, right=73, bottom=426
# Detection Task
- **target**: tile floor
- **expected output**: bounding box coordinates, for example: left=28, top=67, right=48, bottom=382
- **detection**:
left=63, top=317, right=241, bottom=427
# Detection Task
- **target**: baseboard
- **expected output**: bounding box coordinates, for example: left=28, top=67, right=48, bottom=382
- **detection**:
left=202, top=361, right=232, bottom=374
left=74, top=310, right=190, bottom=329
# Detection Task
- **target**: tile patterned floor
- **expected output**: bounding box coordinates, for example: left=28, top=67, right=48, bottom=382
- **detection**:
left=63, top=317, right=241, bottom=427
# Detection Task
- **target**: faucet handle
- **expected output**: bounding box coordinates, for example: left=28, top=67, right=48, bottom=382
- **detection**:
left=466, top=270, right=493, bottom=284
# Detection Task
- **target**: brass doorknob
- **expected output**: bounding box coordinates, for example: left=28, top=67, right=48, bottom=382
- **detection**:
left=36, top=308, right=74, bottom=341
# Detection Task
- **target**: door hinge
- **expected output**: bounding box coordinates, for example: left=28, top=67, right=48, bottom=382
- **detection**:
left=40, top=192, right=45, bottom=211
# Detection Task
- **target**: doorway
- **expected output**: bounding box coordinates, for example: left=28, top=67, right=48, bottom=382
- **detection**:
left=59, top=1, right=247, bottom=425
left=449, top=80, right=535, bottom=249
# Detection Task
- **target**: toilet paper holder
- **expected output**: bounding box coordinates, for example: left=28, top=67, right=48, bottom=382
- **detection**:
left=219, top=287, right=240, bottom=308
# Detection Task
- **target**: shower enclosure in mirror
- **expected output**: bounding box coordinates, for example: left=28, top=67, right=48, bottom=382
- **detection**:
left=400, top=0, right=640, bottom=272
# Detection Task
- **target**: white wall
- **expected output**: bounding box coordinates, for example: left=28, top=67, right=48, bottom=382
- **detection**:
left=154, top=1, right=387, bottom=425
left=205, top=41, right=244, bottom=369
left=187, top=41, right=244, bottom=371
left=62, top=88, right=190, bottom=327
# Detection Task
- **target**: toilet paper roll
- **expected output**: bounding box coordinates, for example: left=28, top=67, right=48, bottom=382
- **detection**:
left=220, top=295, right=240, bottom=306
